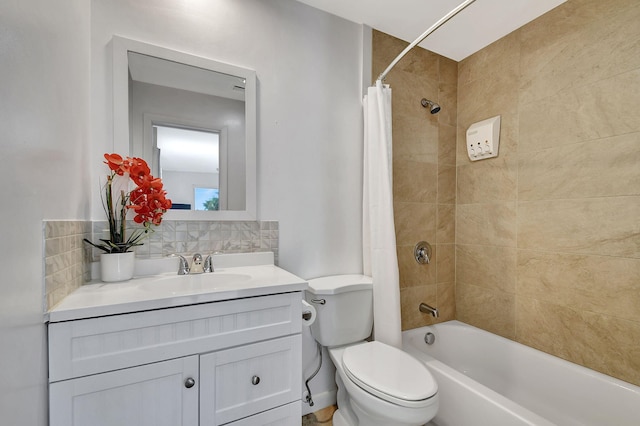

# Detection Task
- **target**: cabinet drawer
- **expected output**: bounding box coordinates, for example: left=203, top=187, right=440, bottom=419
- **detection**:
left=49, top=292, right=302, bottom=382
left=200, top=335, right=302, bottom=426
left=224, top=402, right=301, bottom=426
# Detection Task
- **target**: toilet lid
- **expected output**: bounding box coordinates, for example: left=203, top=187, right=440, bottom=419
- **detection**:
left=342, top=341, right=437, bottom=407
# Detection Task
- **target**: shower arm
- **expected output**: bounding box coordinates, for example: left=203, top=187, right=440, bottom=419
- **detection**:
left=377, top=0, right=477, bottom=82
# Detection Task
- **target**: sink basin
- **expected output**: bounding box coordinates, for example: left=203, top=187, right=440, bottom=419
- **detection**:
left=140, top=272, right=252, bottom=293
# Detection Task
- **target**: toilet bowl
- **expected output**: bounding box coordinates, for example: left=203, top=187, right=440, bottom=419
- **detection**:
left=306, top=275, right=438, bottom=426
left=330, top=342, right=438, bottom=426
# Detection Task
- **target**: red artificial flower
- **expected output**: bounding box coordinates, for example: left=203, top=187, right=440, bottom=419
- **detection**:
left=104, top=153, right=127, bottom=175
left=85, top=153, right=172, bottom=254
left=129, top=157, right=151, bottom=186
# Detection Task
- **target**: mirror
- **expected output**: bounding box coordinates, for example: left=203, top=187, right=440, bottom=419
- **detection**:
left=112, top=36, right=256, bottom=220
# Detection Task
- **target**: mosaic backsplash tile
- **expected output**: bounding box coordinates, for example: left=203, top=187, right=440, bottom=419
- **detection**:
left=43, top=221, right=92, bottom=311
left=89, top=220, right=279, bottom=261
left=44, top=220, right=279, bottom=311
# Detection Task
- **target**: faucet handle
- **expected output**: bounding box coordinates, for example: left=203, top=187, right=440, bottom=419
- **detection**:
left=203, top=255, right=214, bottom=273
left=191, top=253, right=205, bottom=274
left=169, top=254, right=190, bottom=275
left=414, top=241, right=432, bottom=264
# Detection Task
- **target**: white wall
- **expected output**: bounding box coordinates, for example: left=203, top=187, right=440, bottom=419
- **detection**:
left=0, top=1, right=91, bottom=424
left=92, top=0, right=364, bottom=278
left=91, top=0, right=364, bottom=413
left=0, top=1, right=363, bottom=421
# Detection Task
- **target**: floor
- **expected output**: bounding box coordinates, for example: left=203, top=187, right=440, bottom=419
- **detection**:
left=302, top=405, right=437, bottom=425
left=301, top=405, right=337, bottom=426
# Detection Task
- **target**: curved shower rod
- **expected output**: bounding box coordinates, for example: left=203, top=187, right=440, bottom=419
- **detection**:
left=377, top=0, right=477, bottom=82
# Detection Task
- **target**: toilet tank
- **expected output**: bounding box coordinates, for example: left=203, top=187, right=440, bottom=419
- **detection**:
left=305, top=275, right=373, bottom=347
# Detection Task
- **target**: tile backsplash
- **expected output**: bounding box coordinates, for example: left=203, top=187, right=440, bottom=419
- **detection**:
left=90, top=220, right=279, bottom=261
left=43, top=221, right=92, bottom=312
left=44, top=220, right=279, bottom=311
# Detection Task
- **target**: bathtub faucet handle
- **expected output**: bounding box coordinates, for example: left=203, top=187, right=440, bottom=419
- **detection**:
left=414, top=241, right=432, bottom=264
left=419, top=302, right=439, bottom=318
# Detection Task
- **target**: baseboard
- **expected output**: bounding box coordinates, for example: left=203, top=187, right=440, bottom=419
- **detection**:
left=301, top=389, right=337, bottom=416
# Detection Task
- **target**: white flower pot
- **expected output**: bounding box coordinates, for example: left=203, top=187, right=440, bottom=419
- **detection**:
left=100, top=252, right=135, bottom=282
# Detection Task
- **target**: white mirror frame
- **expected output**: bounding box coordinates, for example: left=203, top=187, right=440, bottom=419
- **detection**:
left=111, top=35, right=257, bottom=221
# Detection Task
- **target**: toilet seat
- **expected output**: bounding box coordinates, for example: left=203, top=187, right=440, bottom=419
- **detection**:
left=341, top=341, right=437, bottom=408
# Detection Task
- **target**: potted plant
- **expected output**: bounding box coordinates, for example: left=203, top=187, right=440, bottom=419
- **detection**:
left=84, top=153, right=172, bottom=281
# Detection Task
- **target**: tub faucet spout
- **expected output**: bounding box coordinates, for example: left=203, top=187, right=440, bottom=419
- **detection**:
left=419, top=302, right=439, bottom=318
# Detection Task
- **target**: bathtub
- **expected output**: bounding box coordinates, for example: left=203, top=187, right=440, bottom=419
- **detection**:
left=402, top=320, right=640, bottom=426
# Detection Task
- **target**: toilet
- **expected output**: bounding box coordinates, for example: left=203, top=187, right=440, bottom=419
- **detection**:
left=306, top=275, right=438, bottom=426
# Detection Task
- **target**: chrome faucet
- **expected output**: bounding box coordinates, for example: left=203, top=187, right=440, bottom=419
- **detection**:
left=419, top=302, right=439, bottom=318
left=170, top=253, right=214, bottom=275
left=190, top=253, right=205, bottom=274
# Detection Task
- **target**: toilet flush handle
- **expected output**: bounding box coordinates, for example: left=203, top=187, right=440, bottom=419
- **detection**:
left=311, top=298, right=326, bottom=305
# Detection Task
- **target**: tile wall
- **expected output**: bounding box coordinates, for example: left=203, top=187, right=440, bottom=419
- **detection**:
left=89, top=220, right=279, bottom=262
left=456, top=0, right=640, bottom=386
left=44, top=220, right=279, bottom=311
left=43, top=221, right=92, bottom=311
left=372, top=0, right=640, bottom=387
left=372, top=30, right=458, bottom=329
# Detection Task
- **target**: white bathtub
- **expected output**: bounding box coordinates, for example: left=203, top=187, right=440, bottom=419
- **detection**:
left=402, top=320, right=640, bottom=426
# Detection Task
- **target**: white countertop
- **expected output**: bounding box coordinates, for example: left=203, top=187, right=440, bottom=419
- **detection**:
left=47, top=257, right=308, bottom=323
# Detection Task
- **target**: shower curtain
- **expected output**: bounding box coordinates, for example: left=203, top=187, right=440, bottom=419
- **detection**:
left=362, top=80, right=402, bottom=348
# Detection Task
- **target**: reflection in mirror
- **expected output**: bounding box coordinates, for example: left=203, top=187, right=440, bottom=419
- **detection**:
left=112, top=36, right=256, bottom=220
left=129, top=52, right=245, bottom=212
left=155, top=125, right=224, bottom=211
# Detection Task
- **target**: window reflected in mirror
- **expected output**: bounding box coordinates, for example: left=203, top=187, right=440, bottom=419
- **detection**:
left=194, top=187, right=219, bottom=211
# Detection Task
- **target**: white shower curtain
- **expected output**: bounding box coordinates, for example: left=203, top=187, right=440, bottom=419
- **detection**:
left=362, top=80, right=402, bottom=348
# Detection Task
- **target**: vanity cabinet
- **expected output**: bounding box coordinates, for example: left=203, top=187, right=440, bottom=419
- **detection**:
left=48, top=292, right=303, bottom=426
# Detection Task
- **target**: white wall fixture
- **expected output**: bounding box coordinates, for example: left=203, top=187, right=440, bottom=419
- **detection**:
left=466, top=115, right=501, bottom=161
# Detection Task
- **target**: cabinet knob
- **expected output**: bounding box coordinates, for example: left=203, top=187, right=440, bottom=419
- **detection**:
left=251, top=375, right=260, bottom=385
left=184, top=377, right=196, bottom=389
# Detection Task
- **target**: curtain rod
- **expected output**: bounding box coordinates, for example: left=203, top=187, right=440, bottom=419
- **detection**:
left=377, top=0, right=477, bottom=82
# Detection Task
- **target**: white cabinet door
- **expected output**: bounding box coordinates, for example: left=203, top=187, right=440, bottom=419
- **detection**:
left=200, top=335, right=302, bottom=425
left=50, top=356, right=199, bottom=426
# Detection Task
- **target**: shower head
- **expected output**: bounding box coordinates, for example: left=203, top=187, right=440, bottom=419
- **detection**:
left=421, top=98, right=441, bottom=114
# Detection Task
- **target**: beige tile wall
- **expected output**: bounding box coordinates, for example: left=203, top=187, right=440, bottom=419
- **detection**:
left=371, top=0, right=640, bottom=387
left=372, top=30, right=458, bottom=329
left=456, top=0, right=640, bottom=386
